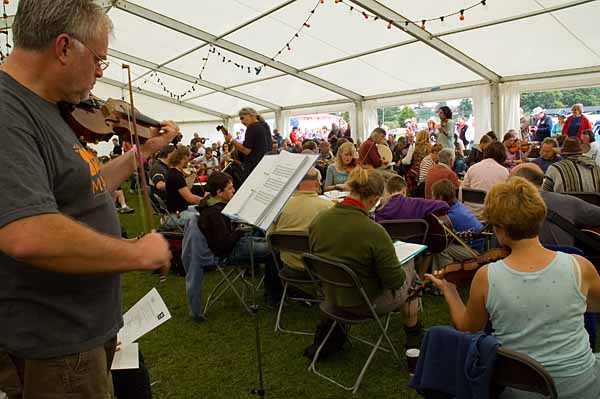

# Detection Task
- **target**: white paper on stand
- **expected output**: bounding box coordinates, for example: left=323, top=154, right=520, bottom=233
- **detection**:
left=222, top=151, right=318, bottom=230
left=118, top=288, right=171, bottom=347
left=394, top=241, right=428, bottom=265
left=111, top=343, right=139, bottom=370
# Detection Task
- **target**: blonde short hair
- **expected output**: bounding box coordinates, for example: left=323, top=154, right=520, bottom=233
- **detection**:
left=482, top=177, right=547, bottom=240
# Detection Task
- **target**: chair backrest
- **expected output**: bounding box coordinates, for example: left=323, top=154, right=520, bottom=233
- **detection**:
left=423, top=213, right=451, bottom=254
left=565, top=192, right=600, bottom=207
left=152, top=193, right=170, bottom=215
left=491, top=347, right=557, bottom=399
left=302, top=253, right=368, bottom=306
left=379, top=220, right=429, bottom=244
left=460, top=188, right=487, bottom=204
left=267, top=231, right=310, bottom=254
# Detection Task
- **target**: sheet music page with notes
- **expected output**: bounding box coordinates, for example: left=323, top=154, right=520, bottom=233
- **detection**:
left=222, top=151, right=318, bottom=230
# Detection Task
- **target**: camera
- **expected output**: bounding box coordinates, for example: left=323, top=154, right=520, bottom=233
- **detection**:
left=216, top=125, right=224, bottom=132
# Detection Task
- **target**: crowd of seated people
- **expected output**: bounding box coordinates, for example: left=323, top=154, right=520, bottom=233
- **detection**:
left=427, top=177, right=600, bottom=398
left=113, top=103, right=600, bottom=395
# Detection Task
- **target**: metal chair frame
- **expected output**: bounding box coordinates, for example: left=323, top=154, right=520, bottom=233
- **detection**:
left=491, top=347, right=558, bottom=399
left=151, top=193, right=184, bottom=233
left=302, top=254, right=402, bottom=394
left=267, top=231, right=320, bottom=336
left=203, top=263, right=253, bottom=316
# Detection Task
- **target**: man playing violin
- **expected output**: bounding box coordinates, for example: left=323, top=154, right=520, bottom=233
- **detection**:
left=0, top=1, right=179, bottom=397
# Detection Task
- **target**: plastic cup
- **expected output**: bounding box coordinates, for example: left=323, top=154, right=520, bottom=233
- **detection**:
left=406, top=348, right=420, bottom=376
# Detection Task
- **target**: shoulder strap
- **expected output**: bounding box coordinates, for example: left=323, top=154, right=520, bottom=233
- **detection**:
left=546, top=209, right=598, bottom=249
left=570, top=254, right=582, bottom=292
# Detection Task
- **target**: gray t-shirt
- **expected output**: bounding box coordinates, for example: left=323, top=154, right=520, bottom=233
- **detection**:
left=0, top=71, right=122, bottom=359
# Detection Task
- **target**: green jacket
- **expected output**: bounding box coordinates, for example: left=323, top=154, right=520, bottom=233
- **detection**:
left=308, top=202, right=406, bottom=307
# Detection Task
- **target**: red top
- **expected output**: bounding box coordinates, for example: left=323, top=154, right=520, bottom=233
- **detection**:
left=289, top=130, right=298, bottom=144
left=561, top=114, right=593, bottom=142
left=358, top=138, right=382, bottom=168
left=342, top=197, right=367, bottom=209
left=424, top=163, right=460, bottom=199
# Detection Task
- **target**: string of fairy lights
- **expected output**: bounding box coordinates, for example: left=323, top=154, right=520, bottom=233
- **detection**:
left=0, top=0, right=490, bottom=98
left=138, top=0, right=490, bottom=100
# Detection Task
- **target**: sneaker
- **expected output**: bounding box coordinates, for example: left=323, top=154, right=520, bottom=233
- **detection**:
left=118, top=206, right=135, bottom=214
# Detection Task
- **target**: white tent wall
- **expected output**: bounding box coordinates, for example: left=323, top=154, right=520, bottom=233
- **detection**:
left=360, top=100, right=379, bottom=140
left=500, top=82, right=521, bottom=138
left=471, top=85, right=492, bottom=143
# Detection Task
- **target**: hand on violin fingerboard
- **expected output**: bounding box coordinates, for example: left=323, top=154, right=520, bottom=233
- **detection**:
left=142, top=120, right=180, bottom=155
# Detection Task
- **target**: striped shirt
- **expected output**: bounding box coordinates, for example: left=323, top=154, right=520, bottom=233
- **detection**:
left=542, top=156, right=600, bottom=193
left=419, top=155, right=435, bottom=183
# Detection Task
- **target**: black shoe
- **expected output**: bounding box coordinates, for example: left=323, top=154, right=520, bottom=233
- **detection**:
left=191, top=314, right=207, bottom=323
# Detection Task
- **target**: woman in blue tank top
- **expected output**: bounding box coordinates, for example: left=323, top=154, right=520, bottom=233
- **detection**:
left=426, top=177, right=600, bottom=399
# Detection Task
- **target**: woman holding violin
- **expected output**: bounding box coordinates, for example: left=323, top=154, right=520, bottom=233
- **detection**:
left=435, top=106, right=455, bottom=150
left=502, top=131, right=523, bottom=169
left=427, top=177, right=600, bottom=399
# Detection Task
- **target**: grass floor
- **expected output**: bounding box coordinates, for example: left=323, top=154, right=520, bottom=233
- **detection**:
left=118, top=189, right=599, bottom=398
left=118, top=190, right=452, bottom=398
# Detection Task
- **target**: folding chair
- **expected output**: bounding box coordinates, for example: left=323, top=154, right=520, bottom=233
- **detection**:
left=565, top=191, right=600, bottom=207
left=152, top=193, right=184, bottom=233
left=302, top=254, right=402, bottom=394
left=204, top=236, right=266, bottom=317
left=459, top=187, right=487, bottom=204
left=181, top=214, right=253, bottom=317
left=491, top=347, right=558, bottom=399
left=267, top=231, right=320, bottom=335
left=203, top=261, right=253, bottom=316
left=379, top=220, right=428, bottom=244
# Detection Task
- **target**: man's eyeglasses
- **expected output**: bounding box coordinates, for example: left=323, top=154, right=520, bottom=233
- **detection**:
left=73, top=38, right=110, bottom=71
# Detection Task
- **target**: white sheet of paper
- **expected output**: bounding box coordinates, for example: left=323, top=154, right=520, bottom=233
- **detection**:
left=394, top=241, right=428, bottom=264
left=118, top=288, right=171, bottom=346
left=324, top=190, right=350, bottom=199
left=222, top=151, right=318, bottom=230
left=111, top=343, right=139, bottom=370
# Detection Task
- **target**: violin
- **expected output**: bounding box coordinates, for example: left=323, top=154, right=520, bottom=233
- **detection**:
left=62, top=95, right=160, bottom=144
left=406, top=247, right=511, bottom=303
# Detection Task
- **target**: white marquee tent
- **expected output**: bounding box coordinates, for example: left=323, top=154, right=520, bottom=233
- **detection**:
left=3, top=0, right=600, bottom=148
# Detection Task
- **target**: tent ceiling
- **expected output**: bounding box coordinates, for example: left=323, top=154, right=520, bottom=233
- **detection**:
left=3, top=0, right=599, bottom=119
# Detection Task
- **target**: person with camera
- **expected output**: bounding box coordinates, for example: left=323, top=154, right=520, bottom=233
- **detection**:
left=219, top=108, right=272, bottom=181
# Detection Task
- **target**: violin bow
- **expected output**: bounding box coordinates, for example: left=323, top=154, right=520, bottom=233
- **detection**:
left=122, top=64, right=154, bottom=234
left=122, top=65, right=170, bottom=281
left=431, top=213, right=480, bottom=259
